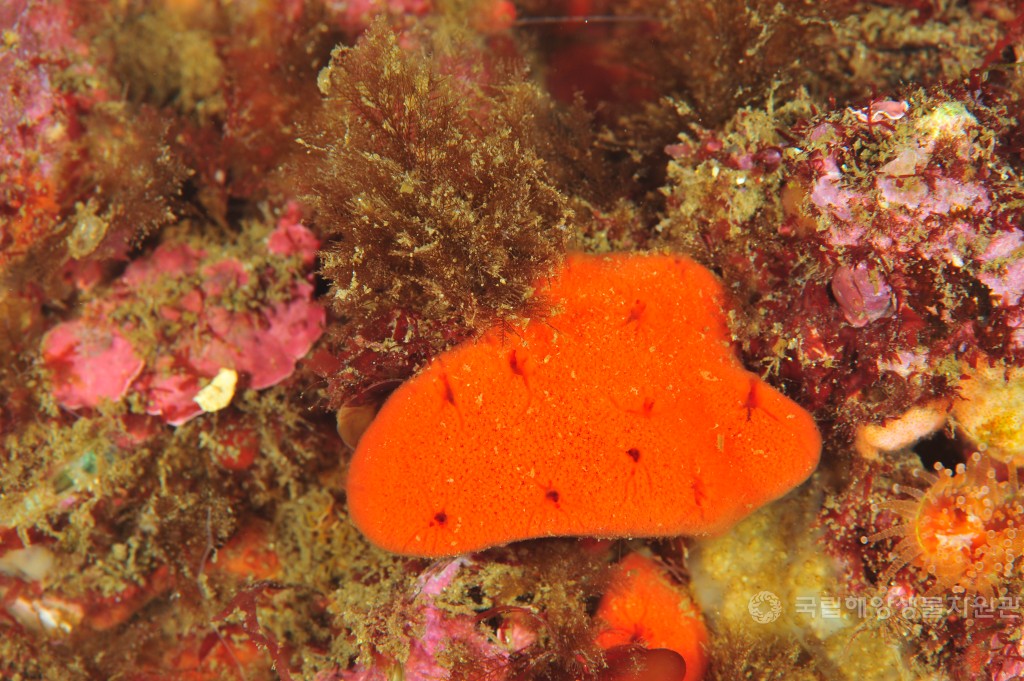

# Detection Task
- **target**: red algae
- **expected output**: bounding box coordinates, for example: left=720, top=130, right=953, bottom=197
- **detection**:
left=659, top=86, right=1024, bottom=441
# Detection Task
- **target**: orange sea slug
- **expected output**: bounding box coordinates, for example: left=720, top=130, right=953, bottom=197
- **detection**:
left=595, top=552, right=709, bottom=681
left=347, top=253, right=821, bottom=556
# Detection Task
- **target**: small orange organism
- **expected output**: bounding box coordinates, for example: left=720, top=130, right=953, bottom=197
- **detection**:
left=868, top=452, right=1024, bottom=596
left=595, top=552, right=709, bottom=681
left=347, top=253, right=821, bottom=556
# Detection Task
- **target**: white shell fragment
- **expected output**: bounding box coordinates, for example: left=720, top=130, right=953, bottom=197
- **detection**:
left=0, top=545, right=55, bottom=581
left=194, top=367, right=238, bottom=413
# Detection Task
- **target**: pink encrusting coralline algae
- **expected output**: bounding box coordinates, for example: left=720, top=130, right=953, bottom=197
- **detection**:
left=318, top=559, right=516, bottom=681
left=660, top=87, right=1024, bottom=436
left=40, top=211, right=325, bottom=425
left=41, top=317, right=145, bottom=410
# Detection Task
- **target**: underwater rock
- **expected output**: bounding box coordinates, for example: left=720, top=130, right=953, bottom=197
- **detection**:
left=660, top=88, right=1024, bottom=440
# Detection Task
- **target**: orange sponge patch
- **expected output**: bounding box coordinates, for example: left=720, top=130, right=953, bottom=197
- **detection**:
left=347, top=253, right=821, bottom=556
left=596, top=553, right=709, bottom=681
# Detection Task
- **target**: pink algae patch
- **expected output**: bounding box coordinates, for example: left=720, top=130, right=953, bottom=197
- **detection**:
left=41, top=211, right=325, bottom=425
left=137, top=266, right=325, bottom=426
left=191, top=282, right=325, bottom=391
left=41, top=318, right=145, bottom=410
left=267, top=202, right=320, bottom=266
left=322, top=558, right=513, bottom=681
left=200, top=258, right=250, bottom=296
left=810, top=157, right=857, bottom=222
left=977, top=229, right=1024, bottom=306
left=136, top=359, right=205, bottom=426
left=122, top=243, right=205, bottom=286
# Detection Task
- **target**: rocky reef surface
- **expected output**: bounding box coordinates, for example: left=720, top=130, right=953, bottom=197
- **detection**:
left=2, top=1, right=1023, bottom=679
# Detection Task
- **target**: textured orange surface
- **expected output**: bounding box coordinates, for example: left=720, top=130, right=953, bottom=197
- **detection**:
left=347, top=253, right=821, bottom=556
left=596, top=552, right=708, bottom=681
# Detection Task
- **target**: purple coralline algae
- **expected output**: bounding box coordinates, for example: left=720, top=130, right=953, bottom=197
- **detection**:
left=660, top=87, right=1024, bottom=438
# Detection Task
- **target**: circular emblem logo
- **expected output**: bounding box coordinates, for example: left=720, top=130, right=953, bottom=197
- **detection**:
left=748, top=590, right=782, bottom=624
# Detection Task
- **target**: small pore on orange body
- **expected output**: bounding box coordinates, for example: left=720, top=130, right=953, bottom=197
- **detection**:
left=595, top=552, right=708, bottom=681
left=346, top=253, right=821, bottom=556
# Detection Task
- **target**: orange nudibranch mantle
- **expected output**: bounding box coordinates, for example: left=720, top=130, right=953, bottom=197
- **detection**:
left=347, top=253, right=821, bottom=556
